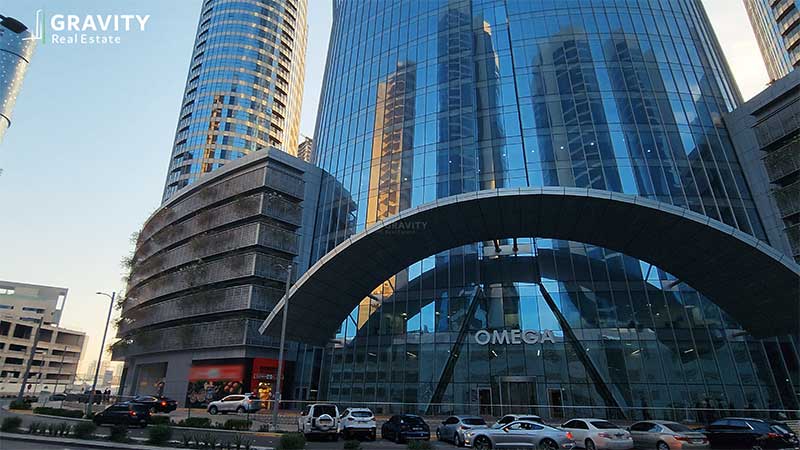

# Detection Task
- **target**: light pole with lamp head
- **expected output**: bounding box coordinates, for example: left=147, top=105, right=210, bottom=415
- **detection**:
left=271, top=263, right=292, bottom=431
left=87, top=291, right=115, bottom=415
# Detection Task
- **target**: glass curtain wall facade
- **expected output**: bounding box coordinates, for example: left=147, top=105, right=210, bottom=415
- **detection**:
left=309, top=0, right=800, bottom=419
left=162, top=0, right=307, bottom=202
left=744, top=0, right=800, bottom=81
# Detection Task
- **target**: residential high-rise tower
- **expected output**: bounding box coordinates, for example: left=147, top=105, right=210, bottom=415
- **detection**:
left=744, top=0, right=800, bottom=80
left=161, top=0, right=308, bottom=202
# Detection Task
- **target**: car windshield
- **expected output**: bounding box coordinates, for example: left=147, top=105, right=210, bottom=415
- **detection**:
left=351, top=411, right=372, bottom=418
left=463, top=418, right=486, bottom=425
left=771, top=424, right=791, bottom=434
left=663, top=423, right=692, bottom=433
left=313, top=405, right=337, bottom=417
left=590, top=421, right=620, bottom=429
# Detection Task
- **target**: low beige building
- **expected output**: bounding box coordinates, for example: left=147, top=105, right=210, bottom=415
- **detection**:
left=0, top=281, right=86, bottom=396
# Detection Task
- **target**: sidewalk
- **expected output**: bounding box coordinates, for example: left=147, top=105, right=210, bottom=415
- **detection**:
left=0, top=432, right=273, bottom=450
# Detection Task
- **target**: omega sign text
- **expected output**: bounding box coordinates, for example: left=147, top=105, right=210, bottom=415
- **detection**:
left=474, top=329, right=556, bottom=345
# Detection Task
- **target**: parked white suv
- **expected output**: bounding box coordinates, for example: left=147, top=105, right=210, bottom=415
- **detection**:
left=207, top=393, right=261, bottom=415
left=298, top=403, right=340, bottom=440
left=338, top=408, right=376, bottom=440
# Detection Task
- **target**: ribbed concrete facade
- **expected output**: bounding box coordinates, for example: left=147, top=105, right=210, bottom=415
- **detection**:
left=114, top=149, right=321, bottom=406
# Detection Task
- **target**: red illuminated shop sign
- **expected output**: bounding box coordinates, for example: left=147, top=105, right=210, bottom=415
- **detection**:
left=188, top=364, right=244, bottom=382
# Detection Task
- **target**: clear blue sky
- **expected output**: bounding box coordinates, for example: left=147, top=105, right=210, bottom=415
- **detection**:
left=0, top=0, right=763, bottom=373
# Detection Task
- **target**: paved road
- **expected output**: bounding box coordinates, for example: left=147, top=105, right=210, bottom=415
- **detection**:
left=0, top=440, right=98, bottom=450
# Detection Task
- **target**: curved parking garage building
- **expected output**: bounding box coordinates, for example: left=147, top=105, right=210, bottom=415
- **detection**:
left=278, top=0, right=800, bottom=419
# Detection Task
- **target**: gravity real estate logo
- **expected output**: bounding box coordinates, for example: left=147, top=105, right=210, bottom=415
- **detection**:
left=24, top=9, right=150, bottom=46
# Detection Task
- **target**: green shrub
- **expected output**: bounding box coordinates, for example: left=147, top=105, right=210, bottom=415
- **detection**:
left=33, top=407, right=84, bottom=418
left=147, top=424, right=172, bottom=445
left=407, top=441, right=433, bottom=450
left=149, top=415, right=171, bottom=426
left=57, top=422, right=71, bottom=437
left=73, top=421, right=97, bottom=439
left=278, top=432, right=306, bottom=450
left=203, top=432, right=218, bottom=448
left=8, top=400, right=31, bottom=410
left=231, top=433, right=249, bottom=450
left=176, top=417, right=212, bottom=428
left=27, top=421, right=42, bottom=434
left=1, top=416, right=22, bottom=432
left=223, top=418, right=252, bottom=431
left=344, top=439, right=362, bottom=450
left=46, top=423, right=57, bottom=436
left=108, top=423, right=129, bottom=443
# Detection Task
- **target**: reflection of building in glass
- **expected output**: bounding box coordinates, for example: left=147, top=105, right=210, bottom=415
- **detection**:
left=161, top=0, right=308, bottom=202
left=306, top=0, right=799, bottom=418
left=0, top=15, right=35, bottom=144
left=297, top=135, right=313, bottom=163
left=726, top=69, right=800, bottom=262
left=745, top=0, right=800, bottom=80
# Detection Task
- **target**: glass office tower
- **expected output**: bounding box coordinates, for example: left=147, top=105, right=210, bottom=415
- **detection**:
left=0, top=15, right=35, bottom=144
left=310, top=0, right=800, bottom=418
left=744, top=0, right=799, bottom=80
left=162, top=0, right=307, bottom=202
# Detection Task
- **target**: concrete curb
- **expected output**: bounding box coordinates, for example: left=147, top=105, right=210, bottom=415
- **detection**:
left=0, top=431, right=274, bottom=450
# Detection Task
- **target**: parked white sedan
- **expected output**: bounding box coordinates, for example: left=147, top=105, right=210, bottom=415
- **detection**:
left=560, top=419, right=633, bottom=450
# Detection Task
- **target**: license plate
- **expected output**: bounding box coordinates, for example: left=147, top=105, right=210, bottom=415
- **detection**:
left=412, top=427, right=422, bottom=431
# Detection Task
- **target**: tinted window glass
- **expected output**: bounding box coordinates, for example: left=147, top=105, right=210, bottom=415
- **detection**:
left=771, top=424, right=791, bottom=434
left=729, top=420, right=750, bottom=430
left=351, top=411, right=372, bottom=418
left=403, top=416, right=425, bottom=425
left=663, top=423, right=692, bottom=433
left=591, top=421, right=618, bottom=429
left=463, top=418, right=486, bottom=426
left=313, top=405, right=337, bottom=417
left=520, top=416, right=543, bottom=424
left=631, top=422, right=653, bottom=431
left=499, top=416, right=513, bottom=424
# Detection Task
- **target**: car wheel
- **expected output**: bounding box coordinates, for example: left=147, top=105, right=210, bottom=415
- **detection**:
left=539, top=439, right=559, bottom=450
left=236, top=406, right=245, bottom=414
left=370, top=430, right=376, bottom=441
left=208, top=406, right=218, bottom=415
left=455, top=433, right=463, bottom=447
left=585, top=438, right=596, bottom=450
left=656, top=441, right=670, bottom=450
left=436, top=429, right=441, bottom=441
left=474, top=436, right=492, bottom=450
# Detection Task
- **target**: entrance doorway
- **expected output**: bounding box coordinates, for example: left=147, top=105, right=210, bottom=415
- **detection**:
left=496, top=376, right=538, bottom=416
left=478, top=388, right=492, bottom=415
left=548, top=388, right=564, bottom=418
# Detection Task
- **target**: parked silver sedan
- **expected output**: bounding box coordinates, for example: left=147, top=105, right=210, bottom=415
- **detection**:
left=465, top=420, right=576, bottom=449
left=628, top=421, right=708, bottom=450
left=437, top=415, right=488, bottom=447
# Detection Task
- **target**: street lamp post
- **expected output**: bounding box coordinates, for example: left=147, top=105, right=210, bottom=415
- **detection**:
left=87, top=291, right=115, bottom=415
left=271, top=264, right=292, bottom=431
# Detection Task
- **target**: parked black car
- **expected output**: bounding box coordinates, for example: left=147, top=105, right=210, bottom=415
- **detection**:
left=381, top=414, right=430, bottom=443
left=131, top=395, right=177, bottom=413
left=48, top=393, right=66, bottom=402
left=705, top=417, right=799, bottom=449
left=78, top=390, right=103, bottom=404
left=92, top=402, right=151, bottom=428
